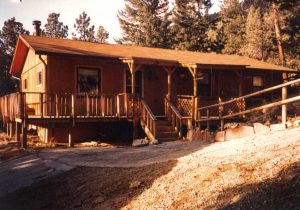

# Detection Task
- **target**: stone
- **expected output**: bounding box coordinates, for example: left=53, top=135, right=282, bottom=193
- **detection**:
left=225, top=126, right=254, bottom=140
left=286, top=121, right=293, bottom=128
left=129, top=180, right=142, bottom=189
left=294, top=120, right=300, bottom=127
left=94, top=196, right=105, bottom=204
left=149, top=139, right=159, bottom=145
left=270, top=123, right=286, bottom=132
left=203, top=130, right=213, bottom=142
left=186, top=128, right=204, bottom=141
left=253, top=123, right=270, bottom=135
left=215, top=131, right=226, bottom=142
left=132, top=139, right=149, bottom=147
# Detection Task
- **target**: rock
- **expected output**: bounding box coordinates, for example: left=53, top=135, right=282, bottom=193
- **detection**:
left=294, top=120, right=300, bottom=127
left=286, top=121, right=293, bottom=128
left=270, top=123, right=286, bottom=132
left=225, top=126, right=254, bottom=140
left=215, top=131, right=226, bottom=142
left=132, top=139, right=149, bottom=147
left=149, top=139, right=159, bottom=145
left=253, top=123, right=270, bottom=135
left=186, top=128, right=204, bottom=141
left=129, top=180, right=142, bottom=189
left=203, top=129, right=213, bottom=142
left=94, top=196, right=105, bottom=204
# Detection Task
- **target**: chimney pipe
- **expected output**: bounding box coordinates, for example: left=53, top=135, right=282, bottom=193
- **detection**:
left=32, top=20, right=41, bottom=36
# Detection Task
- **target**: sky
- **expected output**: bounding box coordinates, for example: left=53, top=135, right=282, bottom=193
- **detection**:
left=0, top=0, right=221, bottom=43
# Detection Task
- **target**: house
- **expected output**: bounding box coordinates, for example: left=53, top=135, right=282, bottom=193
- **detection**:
left=0, top=29, right=296, bottom=147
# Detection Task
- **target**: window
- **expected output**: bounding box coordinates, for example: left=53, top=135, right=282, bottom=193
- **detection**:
left=125, top=70, right=142, bottom=95
left=77, top=68, right=100, bottom=94
left=197, top=72, right=211, bottom=96
left=253, top=75, right=264, bottom=92
left=23, top=79, right=28, bottom=90
left=37, top=71, right=42, bottom=85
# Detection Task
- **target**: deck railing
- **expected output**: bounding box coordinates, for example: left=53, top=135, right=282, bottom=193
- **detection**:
left=140, top=99, right=157, bottom=140
left=0, top=92, right=140, bottom=122
left=165, top=97, right=182, bottom=137
left=196, top=78, right=300, bottom=129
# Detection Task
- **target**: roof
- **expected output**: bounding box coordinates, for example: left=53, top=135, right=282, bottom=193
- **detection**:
left=10, top=35, right=295, bottom=77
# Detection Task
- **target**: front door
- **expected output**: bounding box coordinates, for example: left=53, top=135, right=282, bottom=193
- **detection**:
left=219, top=70, right=239, bottom=98
left=143, top=67, right=167, bottom=115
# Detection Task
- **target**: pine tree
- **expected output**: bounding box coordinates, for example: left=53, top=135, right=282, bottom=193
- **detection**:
left=117, top=0, right=172, bottom=48
left=242, top=6, right=264, bottom=59
left=0, top=17, right=29, bottom=56
left=44, top=13, right=69, bottom=39
left=72, top=12, right=95, bottom=42
left=0, top=18, right=29, bottom=95
left=172, top=0, right=212, bottom=52
left=96, top=26, right=109, bottom=43
left=220, top=0, right=246, bottom=55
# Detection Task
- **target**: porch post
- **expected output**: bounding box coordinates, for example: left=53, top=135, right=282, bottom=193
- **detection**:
left=282, top=72, right=287, bottom=125
left=163, top=67, right=176, bottom=101
left=185, top=64, right=198, bottom=128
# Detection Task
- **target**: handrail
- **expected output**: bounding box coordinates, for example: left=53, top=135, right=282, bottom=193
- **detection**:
left=198, top=78, right=300, bottom=111
left=165, top=98, right=183, bottom=120
left=141, top=99, right=157, bottom=121
left=165, top=97, right=183, bottom=137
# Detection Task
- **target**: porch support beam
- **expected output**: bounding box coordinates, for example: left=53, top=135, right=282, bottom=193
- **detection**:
left=122, top=58, right=141, bottom=139
left=183, top=64, right=198, bottom=128
left=163, top=66, right=176, bottom=100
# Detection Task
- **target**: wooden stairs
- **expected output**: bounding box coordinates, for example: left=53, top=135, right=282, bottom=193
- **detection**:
left=155, top=117, right=179, bottom=142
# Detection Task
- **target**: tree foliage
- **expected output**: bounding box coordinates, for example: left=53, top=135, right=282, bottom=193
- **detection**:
left=172, top=0, right=213, bottom=52
left=44, top=13, right=68, bottom=39
left=117, top=0, right=172, bottom=48
left=0, top=17, right=29, bottom=96
left=72, top=12, right=95, bottom=42
left=96, top=26, right=109, bottom=43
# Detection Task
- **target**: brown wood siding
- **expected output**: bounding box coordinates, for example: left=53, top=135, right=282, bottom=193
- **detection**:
left=48, top=55, right=125, bottom=94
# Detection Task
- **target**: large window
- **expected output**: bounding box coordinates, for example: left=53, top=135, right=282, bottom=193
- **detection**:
left=253, top=75, right=264, bottom=92
left=77, top=68, right=100, bottom=94
left=126, top=70, right=142, bottom=95
left=197, top=72, right=211, bottom=96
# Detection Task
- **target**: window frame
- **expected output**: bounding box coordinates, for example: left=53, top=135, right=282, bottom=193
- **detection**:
left=252, top=75, right=264, bottom=92
left=76, top=67, right=101, bottom=95
left=196, top=72, right=211, bottom=97
left=36, top=70, right=42, bottom=86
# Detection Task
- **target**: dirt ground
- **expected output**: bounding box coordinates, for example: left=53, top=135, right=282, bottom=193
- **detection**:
left=0, top=128, right=300, bottom=209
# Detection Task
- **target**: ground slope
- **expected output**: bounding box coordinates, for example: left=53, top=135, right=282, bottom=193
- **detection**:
left=0, top=128, right=299, bottom=209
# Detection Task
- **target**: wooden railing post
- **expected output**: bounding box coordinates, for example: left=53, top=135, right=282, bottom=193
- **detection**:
left=218, top=97, right=224, bottom=131
left=40, top=93, right=43, bottom=118
left=71, top=94, right=76, bottom=127
left=282, top=73, right=287, bottom=125
left=206, top=109, right=210, bottom=130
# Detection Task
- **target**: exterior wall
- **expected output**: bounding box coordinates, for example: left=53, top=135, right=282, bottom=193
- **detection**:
left=48, top=55, right=125, bottom=94
left=21, top=49, right=47, bottom=93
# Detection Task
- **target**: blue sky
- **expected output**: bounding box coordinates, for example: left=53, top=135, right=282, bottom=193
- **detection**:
left=0, top=0, right=221, bottom=43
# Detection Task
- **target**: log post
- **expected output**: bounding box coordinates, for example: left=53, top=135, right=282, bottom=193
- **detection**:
left=218, top=97, right=224, bottom=131
left=282, top=73, right=287, bottom=125
left=15, top=122, right=21, bottom=142
left=21, top=121, right=27, bottom=149
left=40, top=93, right=44, bottom=118
left=68, top=124, right=73, bottom=147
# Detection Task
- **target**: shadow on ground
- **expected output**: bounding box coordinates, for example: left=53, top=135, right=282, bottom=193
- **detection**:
left=0, top=160, right=177, bottom=210
left=207, top=161, right=300, bottom=210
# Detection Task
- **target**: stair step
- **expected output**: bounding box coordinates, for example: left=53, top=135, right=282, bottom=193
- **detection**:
left=156, top=120, right=170, bottom=126
left=158, top=137, right=179, bottom=142
left=156, top=125, right=174, bottom=132
left=156, top=131, right=178, bottom=139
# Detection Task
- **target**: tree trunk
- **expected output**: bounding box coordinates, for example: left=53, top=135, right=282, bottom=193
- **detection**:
left=272, top=3, right=286, bottom=66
